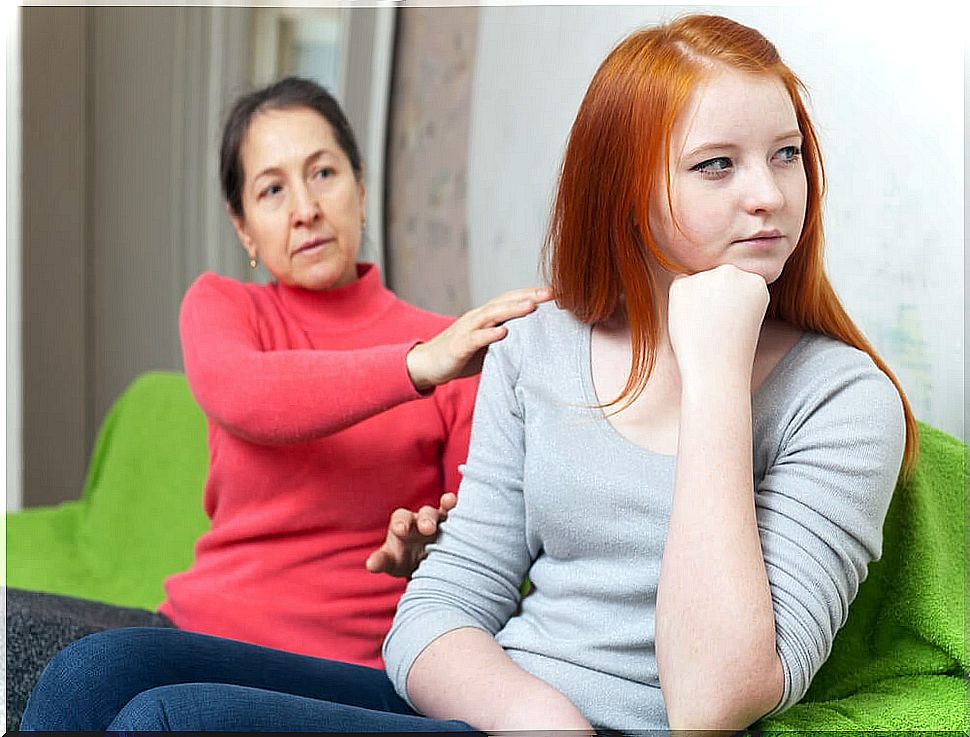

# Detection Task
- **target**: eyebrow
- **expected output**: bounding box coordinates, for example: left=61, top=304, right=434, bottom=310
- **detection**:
left=251, top=148, right=336, bottom=182
left=682, top=130, right=803, bottom=160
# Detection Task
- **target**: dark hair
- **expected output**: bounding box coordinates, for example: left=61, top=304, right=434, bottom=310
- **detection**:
left=219, top=76, right=363, bottom=217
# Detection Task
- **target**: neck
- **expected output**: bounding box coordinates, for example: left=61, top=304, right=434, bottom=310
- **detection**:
left=273, top=262, right=396, bottom=332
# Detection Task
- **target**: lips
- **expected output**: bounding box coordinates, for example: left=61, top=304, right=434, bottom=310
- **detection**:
left=732, top=230, right=783, bottom=249
left=293, top=237, right=333, bottom=256
left=734, top=229, right=782, bottom=243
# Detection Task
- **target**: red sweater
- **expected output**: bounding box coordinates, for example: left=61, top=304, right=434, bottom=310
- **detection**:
left=159, top=263, right=477, bottom=667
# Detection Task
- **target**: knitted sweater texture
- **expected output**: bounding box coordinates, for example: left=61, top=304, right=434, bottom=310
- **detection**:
left=384, top=302, right=905, bottom=729
left=160, top=263, right=477, bottom=667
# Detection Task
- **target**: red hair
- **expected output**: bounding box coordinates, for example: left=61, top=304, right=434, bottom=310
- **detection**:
left=542, top=14, right=918, bottom=477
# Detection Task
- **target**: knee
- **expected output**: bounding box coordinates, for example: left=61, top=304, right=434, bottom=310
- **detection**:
left=108, top=687, right=180, bottom=731
left=19, top=632, right=101, bottom=730
left=108, top=684, right=219, bottom=731
left=31, top=627, right=122, bottom=689
left=20, top=628, right=159, bottom=730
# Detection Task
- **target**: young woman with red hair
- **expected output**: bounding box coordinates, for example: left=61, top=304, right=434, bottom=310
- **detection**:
left=22, top=14, right=914, bottom=734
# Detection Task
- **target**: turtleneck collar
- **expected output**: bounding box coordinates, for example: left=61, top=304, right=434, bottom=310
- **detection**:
left=272, top=263, right=397, bottom=333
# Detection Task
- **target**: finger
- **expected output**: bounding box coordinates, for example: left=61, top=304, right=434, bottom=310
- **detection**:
left=463, top=326, right=508, bottom=354
left=490, top=286, right=553, bottom=305
left=465, top=288, right=552, bottom=330
left=477, top=298, right=545, bottom=328
left=389, top=508, right=415, bottom=538
left=415, top=505, right=439, bottom=536
left=442, top=327, right=506, bottom=370
left=438, top=492, right=458, bottom=514
left=365, top=549, right=391, bottom=573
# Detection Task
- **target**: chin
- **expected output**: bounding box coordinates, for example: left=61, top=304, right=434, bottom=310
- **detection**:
left=764, top=258, right=794, bottom=285
left=735, top=257, right=788, bottom=285
left=299, top=261, right=357, bottom=291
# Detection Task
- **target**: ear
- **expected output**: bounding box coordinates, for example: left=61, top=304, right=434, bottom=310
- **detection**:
left=227, top=204, right=257, bottom=261
left=357, top=181, right=367, bottom=218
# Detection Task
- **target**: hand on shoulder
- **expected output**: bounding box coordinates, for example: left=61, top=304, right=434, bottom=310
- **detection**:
left=406, top=287, right=554, bottom=392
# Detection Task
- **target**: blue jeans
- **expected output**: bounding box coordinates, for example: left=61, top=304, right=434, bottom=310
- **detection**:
left=20, top=627, right=478, bottom=732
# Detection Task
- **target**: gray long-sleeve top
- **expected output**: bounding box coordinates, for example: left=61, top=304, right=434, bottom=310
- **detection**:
left=383, top=302, right=906, bottom=731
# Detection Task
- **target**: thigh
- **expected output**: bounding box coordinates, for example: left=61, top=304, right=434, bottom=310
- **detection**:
left=22, top=627, right=410, bottom=731
left=109, top=683, right=478, bottom=733
left=5, top=587, right=172, bottom=732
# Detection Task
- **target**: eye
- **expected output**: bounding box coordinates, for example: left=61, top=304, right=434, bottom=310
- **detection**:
left=258, top=183, right=283, bottom=199
left=691, top=157, right=733, bottom=178
left=774, top=145, right=802, bottom=164
left=313, top=166, right=336, bottom=180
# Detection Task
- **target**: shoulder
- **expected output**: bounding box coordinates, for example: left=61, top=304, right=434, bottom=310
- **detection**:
left=473, top=301, right=585, bottom=398
left=183, top=271, right=266, bottom=307
left=790, top=333, right=902, bottom=408
left=498, top=300, right=585, bottom=357
left=179, top=273, right=280, bottom=334
left=763, top=331, right=906, bottom=465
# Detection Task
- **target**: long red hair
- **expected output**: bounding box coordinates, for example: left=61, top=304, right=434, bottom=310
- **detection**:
left=542, top=14, right=918, bottom=477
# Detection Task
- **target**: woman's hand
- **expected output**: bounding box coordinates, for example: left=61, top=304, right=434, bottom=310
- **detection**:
left=667, top=264, right=769, bottom=389
left=406, top=287, right=554, bottom=392
left=365, top=493, right=457, bottom=578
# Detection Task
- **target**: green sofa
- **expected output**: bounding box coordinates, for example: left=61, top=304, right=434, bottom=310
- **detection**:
left=6, top=371, right=210, bottom=609
left=5, top=372, right=966, bottom=732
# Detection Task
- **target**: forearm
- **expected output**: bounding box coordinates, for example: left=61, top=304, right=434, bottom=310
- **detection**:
left=406, top=628, right=593, bottom=732
left=184, top=341, right=424, bottom=444
left=180, top=278, right=428, bottom=444
left=656, top=376, right=781, bottom=728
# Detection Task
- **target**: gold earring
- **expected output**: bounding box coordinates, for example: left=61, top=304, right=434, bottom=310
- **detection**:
left=361, top=215, right=367, bottom=231
left=249, top=254, right=258, bottom=269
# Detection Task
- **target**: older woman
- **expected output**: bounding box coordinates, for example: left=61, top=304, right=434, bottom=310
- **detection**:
left=11, top=75, right=549, bottom=728
left=160, top=76, right=550, bottom=664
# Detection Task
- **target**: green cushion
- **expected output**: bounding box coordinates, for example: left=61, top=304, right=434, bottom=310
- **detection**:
left=6, top=371, right=210, bottom=610
left=755, top=422, right=967, bottom=732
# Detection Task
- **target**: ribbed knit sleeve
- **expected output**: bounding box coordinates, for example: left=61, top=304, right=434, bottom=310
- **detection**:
left=383, top=323, right=532, bottom=706
left=757, top=350, right=906, bottom=715
left=179, top=273, right=427, bottom=445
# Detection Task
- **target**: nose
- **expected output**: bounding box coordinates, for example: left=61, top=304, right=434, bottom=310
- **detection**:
left=741, top=165, right=785, bottom=214
left=290, top=182, right=321, bottom=228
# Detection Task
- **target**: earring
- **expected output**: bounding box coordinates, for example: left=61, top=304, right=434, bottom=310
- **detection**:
left=361, top=215, right=367, bottom=231
left=249, top=254, right=258, bottom=269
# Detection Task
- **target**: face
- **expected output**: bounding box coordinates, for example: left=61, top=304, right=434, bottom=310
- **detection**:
left=648, top=67, right=807, bottom=285
left=231, top=106, right=365, bottom=290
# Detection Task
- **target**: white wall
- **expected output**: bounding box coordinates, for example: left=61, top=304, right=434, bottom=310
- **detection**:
left=467, top=5, right=964, bottom=441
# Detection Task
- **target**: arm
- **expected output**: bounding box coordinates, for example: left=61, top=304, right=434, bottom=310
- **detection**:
left=657, top=267, right=905, bottom=730
left=657, top=266, right=781, bottom=731
left=751, top=351, right=904, bottom=717
left=407, top=628, right=593, bottom=732
left=383, top=318, right=592, bottom=731
left=180, top=274, right=426, bottom=444
left=181, top=274, right=550, bottom=445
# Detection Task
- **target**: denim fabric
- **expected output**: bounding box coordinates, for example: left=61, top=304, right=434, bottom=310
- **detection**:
left=21, top=627, right=476, bottom=733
